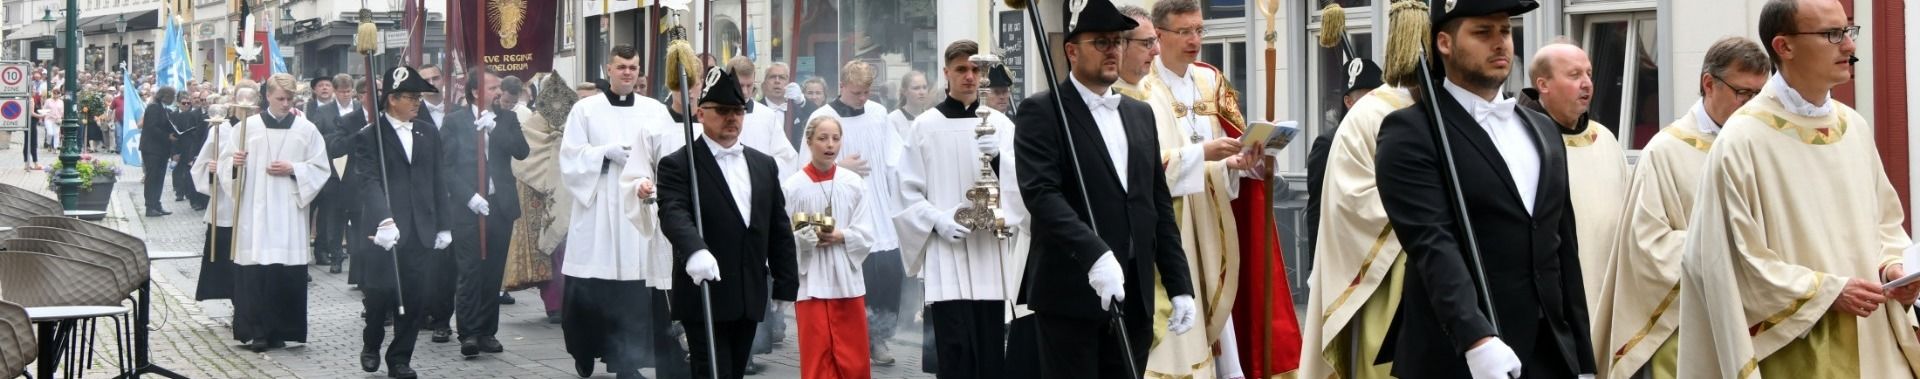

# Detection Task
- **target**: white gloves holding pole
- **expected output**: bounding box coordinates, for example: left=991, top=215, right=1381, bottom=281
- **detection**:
left=687, top=249, right=721, bottom=284
left=468, top=194, right=490, bottom=216
left=1168, top=295, right=1196, bottom=335
left=372, top=218, right=400, bottom=250
left=1088, top=252, right=1126, bottom=311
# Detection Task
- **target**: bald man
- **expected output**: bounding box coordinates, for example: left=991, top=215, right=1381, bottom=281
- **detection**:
left=1516, top=42, right=1625, bottom=311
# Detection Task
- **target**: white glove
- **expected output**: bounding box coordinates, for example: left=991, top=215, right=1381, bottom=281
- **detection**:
left=794, top=225, right=820, bottom=246
left=603, top=146, right=630, bottom=166
left=686, top=249, right=721, bottom=284
left=433, top=230, right=452, bottom=250
left=475, top=111, right=497, bottom=133
left=1088, top=252, right=1126, bottom=310
left=371, top=219, right=399, bottom=251
left=935, top=209, right=972, bottom=242
left=1168, top=295, right=1196, bottom=335
left=1578, top=375, right=1595, bottom=379
left=1465, top=337, right=1524, bottom=379
left=785, top=82, right=802, bottom=101
left=467, top=194, right=490, bottom=216
left=976, top=135, right=999, bottom=156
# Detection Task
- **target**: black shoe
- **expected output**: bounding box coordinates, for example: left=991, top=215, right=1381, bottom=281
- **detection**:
left=330, top=263, right=343, bottom=274
left=744, top=360, right=765, bottom=375
left=431, top=328, right=452, bottom=343
left=479, top=336, right=504, bottom=353
left=145, top=210, right=167, bottom=217
left=459, top=337, right=479, bottom=357
left=359, top=350, right=380, bottom=372
left=387, top=364, right=417, bottom=379
left=498, top=293, right=516, bottom=305
left=574, top=358, right=594, bottom=378
left=547, top=312, right=562, bottom=324
left=268, top=341, right=286, bottom=349
left=191, top=205, right=206, bottom=211
left=246, top=339, right=270, bottom=352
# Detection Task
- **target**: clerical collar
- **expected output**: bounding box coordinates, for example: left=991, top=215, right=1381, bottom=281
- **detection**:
left=829, top=100, right=865, bottom=117
left=1691, top=100, right=1722, bottom=135
left=761, top=99, right=788, bottom=113
left=601, top=87, right=636, bottom=107
left=1768, top=73, right=1833, bottom=118
left=259, top=109, right=296, bottom=130
left=935, top=96, right=981, bottom=119
left=804, top=163, right=835, bottom=182
left=1517, top=88, right=1589, bottom=136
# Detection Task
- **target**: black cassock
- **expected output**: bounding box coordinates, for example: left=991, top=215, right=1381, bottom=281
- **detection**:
left=1009, top=80, right=1191, bottom=379
left=348, top=115, right=449, bottom=369
left=658, top=138, right=799, bottom=379
left=1372, top=86, right=1594, bottom=378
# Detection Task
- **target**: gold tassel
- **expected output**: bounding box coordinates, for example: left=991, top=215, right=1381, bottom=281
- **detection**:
left=1317, top=4, right=1345, bottom=49
left=354, top=9, right=378, bottom=55
left=663, top=40, right=700, bottom=91
left=1383, top=0, right=1431, bottom=88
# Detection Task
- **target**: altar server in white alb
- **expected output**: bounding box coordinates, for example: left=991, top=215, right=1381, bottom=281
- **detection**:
left=559, top=44, right=688, bottom=378
left=805, top=60, right=909, bottom=365
left=785, top=116, right=877, bottom=378
left=222, top=73, right=331, bottom=352
left=728, top=57, right=801, bottom=178
left=898, top=39, right=1028, bottom=378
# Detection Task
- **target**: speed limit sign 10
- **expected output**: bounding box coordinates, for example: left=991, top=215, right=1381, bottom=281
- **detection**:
left=0, top=62, right=28, bottom=96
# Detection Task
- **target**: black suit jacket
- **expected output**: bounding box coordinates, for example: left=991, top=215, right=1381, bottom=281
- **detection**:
left=1303, top=128, right=1338, bottom=260
left=657, top=139, right=798, bottom=323
left=349, top=115, right=450, bottom=252
left=1374, top=87, right=1594, bottom=377
left=439, top=106, right=530, bottom=230
left=1012, top=81, right=1191, bottom=321
left=171, top=108, right=209, bottom=158
left=139, top=106, right=177, bottom=156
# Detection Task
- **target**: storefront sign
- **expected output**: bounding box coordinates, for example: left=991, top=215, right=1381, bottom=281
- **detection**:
left=998, top=11, right=1025, bottom=97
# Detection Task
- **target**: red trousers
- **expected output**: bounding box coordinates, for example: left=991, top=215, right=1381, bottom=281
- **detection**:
left=797, top=297, right=872, bottom=379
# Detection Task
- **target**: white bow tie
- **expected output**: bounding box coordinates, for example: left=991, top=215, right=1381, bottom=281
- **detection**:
left=713, top=144, right=744, bottom=159
left=1091, top=92, right=1122, bottom=110
left=393, top=121, right=413, bottom=132
left=1470, top=97, right=1519, bottom=125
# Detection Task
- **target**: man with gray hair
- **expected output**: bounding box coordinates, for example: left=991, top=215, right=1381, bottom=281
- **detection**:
left=1677, top=0, right=1920, bottom=376
left=1515, top=41, right=1625, bottom=308
left=1593, top=36, right=1766, bottom=379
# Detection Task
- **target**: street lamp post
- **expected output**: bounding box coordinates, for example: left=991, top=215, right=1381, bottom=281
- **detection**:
left=56, top=0, right=79, bottom=210
left=116, top=14, right=127, bottom=70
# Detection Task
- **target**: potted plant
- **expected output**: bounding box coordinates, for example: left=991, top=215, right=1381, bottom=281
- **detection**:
left=46, top=153, right=120, bottom=220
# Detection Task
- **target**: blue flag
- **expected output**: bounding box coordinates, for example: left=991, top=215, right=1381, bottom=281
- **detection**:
left=267, top=18, right=286, bottom=74
left=154, top=14, right=192, bottom=90
left=120, top=69, right=145, bottom=167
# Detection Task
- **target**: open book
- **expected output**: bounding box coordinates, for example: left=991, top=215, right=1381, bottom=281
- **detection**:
left=1882, top=242, right=1920, bottom=289
left=1241, top=120, right=1300, bottom=153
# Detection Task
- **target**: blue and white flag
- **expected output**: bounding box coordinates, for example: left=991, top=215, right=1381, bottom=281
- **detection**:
left=120, top=69, right=144, bottom=167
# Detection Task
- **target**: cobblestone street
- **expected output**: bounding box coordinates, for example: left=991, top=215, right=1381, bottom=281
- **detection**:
left=12, top=138, right=932, bottom=379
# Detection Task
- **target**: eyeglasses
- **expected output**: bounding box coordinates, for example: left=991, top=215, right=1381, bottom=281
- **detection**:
left=1126, top=36, right=1159, bottom=49
left=1158, top=27, right=1206, bottom=38
left=1709, top=73, right=1760, bottom=102
left=1783, top=25, right=1860, bottom=44
left=1070, top=37, right=1124, bottom=52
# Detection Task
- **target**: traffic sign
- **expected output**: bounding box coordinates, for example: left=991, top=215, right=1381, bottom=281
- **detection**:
left=0, top=61, right=30, bottom=95
left=0, top=97, right=30, bottom=131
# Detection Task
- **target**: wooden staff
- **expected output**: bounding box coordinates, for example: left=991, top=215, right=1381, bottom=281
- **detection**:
left=473, top=2, right=490, bottom=260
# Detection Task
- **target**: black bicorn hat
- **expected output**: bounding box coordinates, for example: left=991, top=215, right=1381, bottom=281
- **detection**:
left=383, top=66, right=439, bottom=94
left=698, top=67, right=748, bottom=107
left=1431, top=0, right=1538, bottom=29
left=1066, top=0, right=1140, bottom=41
left=987, top=64, right=1014, bottom=89
left=309, top=76, right=333, bottom=88
left=1345, top=57, right=1384, bottom=94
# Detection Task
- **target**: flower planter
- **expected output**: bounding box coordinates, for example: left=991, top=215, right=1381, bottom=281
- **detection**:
left=71, top=177, right=114, bottom=220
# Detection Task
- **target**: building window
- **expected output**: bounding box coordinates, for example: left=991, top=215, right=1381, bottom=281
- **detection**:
left=1201, top=41, right=1250, bottom=120
left=1578, top=12, right=1660, bottom=148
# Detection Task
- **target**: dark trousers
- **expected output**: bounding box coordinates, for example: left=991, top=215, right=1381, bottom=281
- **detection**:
left=141, top=153, right=168, bottom=211
left=232, top=264, right=309, bottom=343
left=311, top=194, right=348, bottom=264
left=423, top=248, right=457, bottom=331
left=930, top=300, right=1005, bottom=379
left=1034, top=310, right=1150, bottom=379
left=21, top=129, right=37, bottom=163
left=363, top=289, right=423, bottom=367
left=453, top=221, right=512, bottom=340
left=686, top=318, right=757, bottom=379
left=171, top=154, right=205, bottom=206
